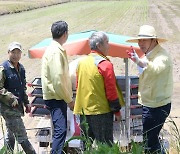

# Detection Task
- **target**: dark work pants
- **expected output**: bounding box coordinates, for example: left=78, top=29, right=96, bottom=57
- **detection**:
left=142, top=103, right=171, bottom=154
left=80, top=112, right=113, bottom=148
left=45, top=99, right=67, bottom=154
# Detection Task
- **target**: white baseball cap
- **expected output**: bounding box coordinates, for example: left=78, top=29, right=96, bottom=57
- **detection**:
left=8, top=42, right=22, bottom=52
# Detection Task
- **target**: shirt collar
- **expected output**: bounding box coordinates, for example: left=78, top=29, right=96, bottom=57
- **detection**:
left=146, top=44, right=161, bottom=59
left=146, top=50, right=153, bottom=57
left=52, top=40, right=65, bottom=52
left=90, top=50, right=110, bottom=61
left=7, top=60, right=20, bottom=69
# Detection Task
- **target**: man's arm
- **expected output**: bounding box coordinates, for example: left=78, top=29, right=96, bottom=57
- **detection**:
left=98, top=60, right=121, bottom=121
left=0, top=66, right=18, bottom=107
left=23, top=71, right=31, bottom=113
left=50, top=51, right=73, bottom=104
left=98, top=61, right=121, bottom=112
left=23, top=73, right=29, bottom=105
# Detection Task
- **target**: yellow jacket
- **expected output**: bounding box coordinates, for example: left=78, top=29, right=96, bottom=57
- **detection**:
left=41, top=40, right=73, bottom=103
left=138, top=45, right=173, bottom=107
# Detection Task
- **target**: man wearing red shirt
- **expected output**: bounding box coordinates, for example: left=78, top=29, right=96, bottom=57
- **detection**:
left=74, top=31, right=124, bottom=147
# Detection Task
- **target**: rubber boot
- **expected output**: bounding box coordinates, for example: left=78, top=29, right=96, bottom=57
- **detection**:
left=20, top=139, right=36, bottom=154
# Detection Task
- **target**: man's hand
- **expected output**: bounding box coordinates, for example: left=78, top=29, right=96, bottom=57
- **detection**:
left=114, top=111, right=122, bottom=122
left=68, top=101, right=74, bottom=111
left=126, top=46, right=148, bottom=68
left=11, top=99, right=18, bottom=107
left=126, top=46, right=140, bottom=64
left=25, top=104, right=31, bottom=113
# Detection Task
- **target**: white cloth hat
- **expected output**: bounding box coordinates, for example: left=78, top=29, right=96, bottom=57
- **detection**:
left=8, top=42, right=22, bottom=52
left=126, top=25, right=167, bottom=43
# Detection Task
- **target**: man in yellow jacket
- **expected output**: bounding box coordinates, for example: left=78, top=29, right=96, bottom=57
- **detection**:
left=41, top=20, right=74, bottom=154
left=127, top=25, right=173, bottom=154
left=74, top=31, right=124, bottom=147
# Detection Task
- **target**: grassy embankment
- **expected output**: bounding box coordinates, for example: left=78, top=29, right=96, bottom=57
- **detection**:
left=0, top=0, right=69, bottom=15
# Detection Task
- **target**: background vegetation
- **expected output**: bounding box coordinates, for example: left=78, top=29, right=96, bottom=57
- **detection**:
left=0, top=0, right=70, bottom=15
left=0, top=0, right=148, bottom=80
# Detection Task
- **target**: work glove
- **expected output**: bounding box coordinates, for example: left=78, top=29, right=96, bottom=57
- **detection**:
left=11, top=99, right=18, bottom=107
left=126, top=46, right=140, bottom=64
left=126, top=46, right=148, bottom=68
left=25, top=104, right=31, bottom=113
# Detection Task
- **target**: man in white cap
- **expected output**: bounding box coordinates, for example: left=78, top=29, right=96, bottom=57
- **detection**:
left=126, top=25, right=173, bottom=153
left=0, top=42, right=36, bottom=154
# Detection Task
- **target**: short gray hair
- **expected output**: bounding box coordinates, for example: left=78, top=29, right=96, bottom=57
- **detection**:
left=89, top=31, right=108, bottom=50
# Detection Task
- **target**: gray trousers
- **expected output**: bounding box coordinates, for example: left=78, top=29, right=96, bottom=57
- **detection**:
left=2, top=115, right=36, bottom=154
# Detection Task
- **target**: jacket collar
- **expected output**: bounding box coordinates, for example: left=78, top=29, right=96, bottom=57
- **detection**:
left=146, top=44, right=162, bottom=60
left=51, top=40, right=65, bottom=52
left=90, top=50, right=110, bottom=61
left=7, top=60, right=21, bottom=69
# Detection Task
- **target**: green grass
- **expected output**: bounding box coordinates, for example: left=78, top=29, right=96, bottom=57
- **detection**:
left=0, top=0, right=69, bottom=15
left=65, top=113, right=144, bottom=154
left=167, top=118, right=180, bottom=153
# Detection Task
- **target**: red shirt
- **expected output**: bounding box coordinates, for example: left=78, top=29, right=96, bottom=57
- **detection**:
left=89, top=50, right=118, bottom=101
left=98, top=60, right=118, bottom=101
left=76, top=51, right=120, bottom=116
left=92, top=51, right=120, bottom=116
